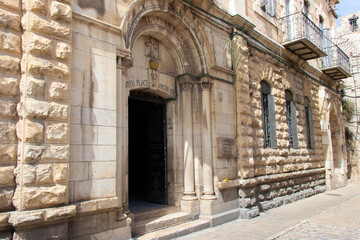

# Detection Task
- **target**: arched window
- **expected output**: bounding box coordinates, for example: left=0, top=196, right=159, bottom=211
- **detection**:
left=285, top=90, right=298, bottom=148
left=304, top=97, right=315, bottom=149
left=319, top=15, right=324, bottom=30
left=261, top=81, right=277, bottom=149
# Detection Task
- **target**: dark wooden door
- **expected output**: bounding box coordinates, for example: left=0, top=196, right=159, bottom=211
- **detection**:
left=146, top=102, right=167, bottom=204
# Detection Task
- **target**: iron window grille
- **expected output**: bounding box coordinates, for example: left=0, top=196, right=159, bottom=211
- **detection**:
left=285, top=90, right=299, bottom=149
left=261, top=81, right=277, bottom=149
left=304, top=97, right=315, bottom=149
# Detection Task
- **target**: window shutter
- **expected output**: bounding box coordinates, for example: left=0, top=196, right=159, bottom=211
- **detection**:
left=268, top=94, right=277, bottom=149
left=308, top=106, right=315, bottom=149
left=290, top=101, right=299, bottom=149
left=268, top=0, right=276, bottom=16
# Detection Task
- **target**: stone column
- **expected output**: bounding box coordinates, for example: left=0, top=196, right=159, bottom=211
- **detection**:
left=116, top=49, right=132, bottom=219
left=179, top=76, right=197, bottom=201
left=199, top=78, right=216, bottom=200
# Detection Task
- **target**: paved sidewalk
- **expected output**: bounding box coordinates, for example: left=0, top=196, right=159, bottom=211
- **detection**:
left=178, top=179, right=360, bottom=240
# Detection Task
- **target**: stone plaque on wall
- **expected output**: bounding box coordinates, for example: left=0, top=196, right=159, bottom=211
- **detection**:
left=217, top=138, right=237, bottom=158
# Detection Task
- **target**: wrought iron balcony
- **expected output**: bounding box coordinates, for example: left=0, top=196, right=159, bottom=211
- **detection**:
left=321, top=29, right=351, bottom=80
left=278, top=11, right=327, bottom=60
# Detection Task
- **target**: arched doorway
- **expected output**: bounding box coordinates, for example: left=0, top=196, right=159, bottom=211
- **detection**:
left=323, top=100, right=347, bottom=190
left=119, top=2, right=210, bottom=215
left=328, top=106, right=347, bottom=189
left=128, top=91, right=167, bottom=210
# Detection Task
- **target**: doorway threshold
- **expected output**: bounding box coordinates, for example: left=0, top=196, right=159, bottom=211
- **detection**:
left=129, top=200, right=166, bottom=213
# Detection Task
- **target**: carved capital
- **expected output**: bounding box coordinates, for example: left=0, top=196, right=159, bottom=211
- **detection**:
left=198, top=77, right=213, bottom=91
left=116, top=48, right=133, bottom=71
left=179, top=82, right=194, bottom=92
left=178, top=74, right=196, bottom=92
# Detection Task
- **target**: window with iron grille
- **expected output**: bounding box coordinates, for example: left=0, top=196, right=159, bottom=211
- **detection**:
left=260, top=0, right=276, bottom=17
left=261, top=81, right=277, bottom=149
left=285, top=90, right=298, bottom=149
left=304, top=97, right=315, bottom=149
left=349, top=15, right=359, bottom=32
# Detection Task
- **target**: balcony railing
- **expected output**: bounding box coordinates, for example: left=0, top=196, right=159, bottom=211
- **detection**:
left=278, top=11, right=327, bottom=60
left=321, top=29, right=351, bottom=80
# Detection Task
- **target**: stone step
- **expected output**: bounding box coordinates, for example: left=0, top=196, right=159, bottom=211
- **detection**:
left=134, top=212, right=193, bottom=236
left=134, top=219, right=210, bottom=240
left=133, top=206, right=179, bottom=222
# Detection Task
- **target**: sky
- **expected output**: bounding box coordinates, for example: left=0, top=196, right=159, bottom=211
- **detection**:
left=336, top=0, right=360, bottom=26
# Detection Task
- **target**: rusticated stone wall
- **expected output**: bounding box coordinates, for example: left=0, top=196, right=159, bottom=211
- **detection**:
left=233, top=34, right=326, bottom=216
left=13, top=0, right=72, bottom=211
left=0, top=0, right=22, bottom=212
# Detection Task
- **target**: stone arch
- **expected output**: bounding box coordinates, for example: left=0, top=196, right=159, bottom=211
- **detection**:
left=324, top=98, right=347, bottom=190
left=118, top=0, right=217, bottom=210
left=120, top=0, right=212, bottom=76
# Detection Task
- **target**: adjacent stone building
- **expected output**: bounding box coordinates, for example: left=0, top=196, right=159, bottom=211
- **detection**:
left=337, top=11, right=360, bottom=179
left=0, top=0, right=352, bottom=239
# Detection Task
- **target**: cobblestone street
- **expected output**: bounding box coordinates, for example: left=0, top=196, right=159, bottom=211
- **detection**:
left=178, top=180, right=360, bottom=240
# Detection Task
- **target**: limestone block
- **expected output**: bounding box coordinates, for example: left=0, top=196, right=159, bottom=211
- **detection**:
left=8, top=210, right=44, bottom=227
left=13, top=184, right=67, bottom=210
left=0, top=32, right=21, bottom=54
left=17, top=98, right=50, bottom=119
left=45, top=205, right=76, bottom=221
left=81, top=108, right=116, bottom=127
left=45, top=123, right=69, bottom=143
left=27, top=56, right=70, bottom=80
left=70, top=124, right=97, bottom=145
left=14, top=164, right=35, bottom=185
left=89, top=162, right=116, bottom=179
left=0, top=100, right=17, bottom=118
left=75, top=199, right=97, bottom=213
left=56, top=42, right=71, bottom=60
left=0, top=144, right=17, bottom=163
left=21, top=144, right=46, bottom=163
left=0, top=55, right=20, bottom=74
left=24, top=0, right=46, bottom=14
left=50, top=1, right=72, bottom=23
left=22, top=12, right=71, bottom=40
left=69, top=162, right=88, bottom=181
left=49, top=102, right=69, bottom=121
left=42, top=145, right=69, bottom=162
left=0, top=122, right=17, bottom=142
left=0, top=0, right=21, bottom=11
left=97, top=126, right=116, bottom=145
left=13, top=223, right=68, bottom=240
left=53, top=163, right=68, bottom=183
left=0, top=213, right=9, bottom=226
left=83, top=145, right=116, bottom=161
left=74, top=178, right=116, bottom=201
left=16, top=119, right=43, bottom=143
left=20, top=76, right=45, bottom=99
left=96, top=197, right=118, bottom=210
left=0, top=166, right=15, bottom=187
left=0, top=8, right=20, bottom=31
left=0, top=77, right=19, bottom=96
left=25, top=33, right=53, bottom=57
left=36, top=164, right=53, bottom=184
left=0, top=188, right=13, bottom=210
left=49, top=81, right=69, bottom=100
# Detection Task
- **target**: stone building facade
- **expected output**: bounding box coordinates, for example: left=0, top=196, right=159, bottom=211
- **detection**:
left=0, top=0, right=351, bottom=239
left=337, top=11, right=360, bottom=179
